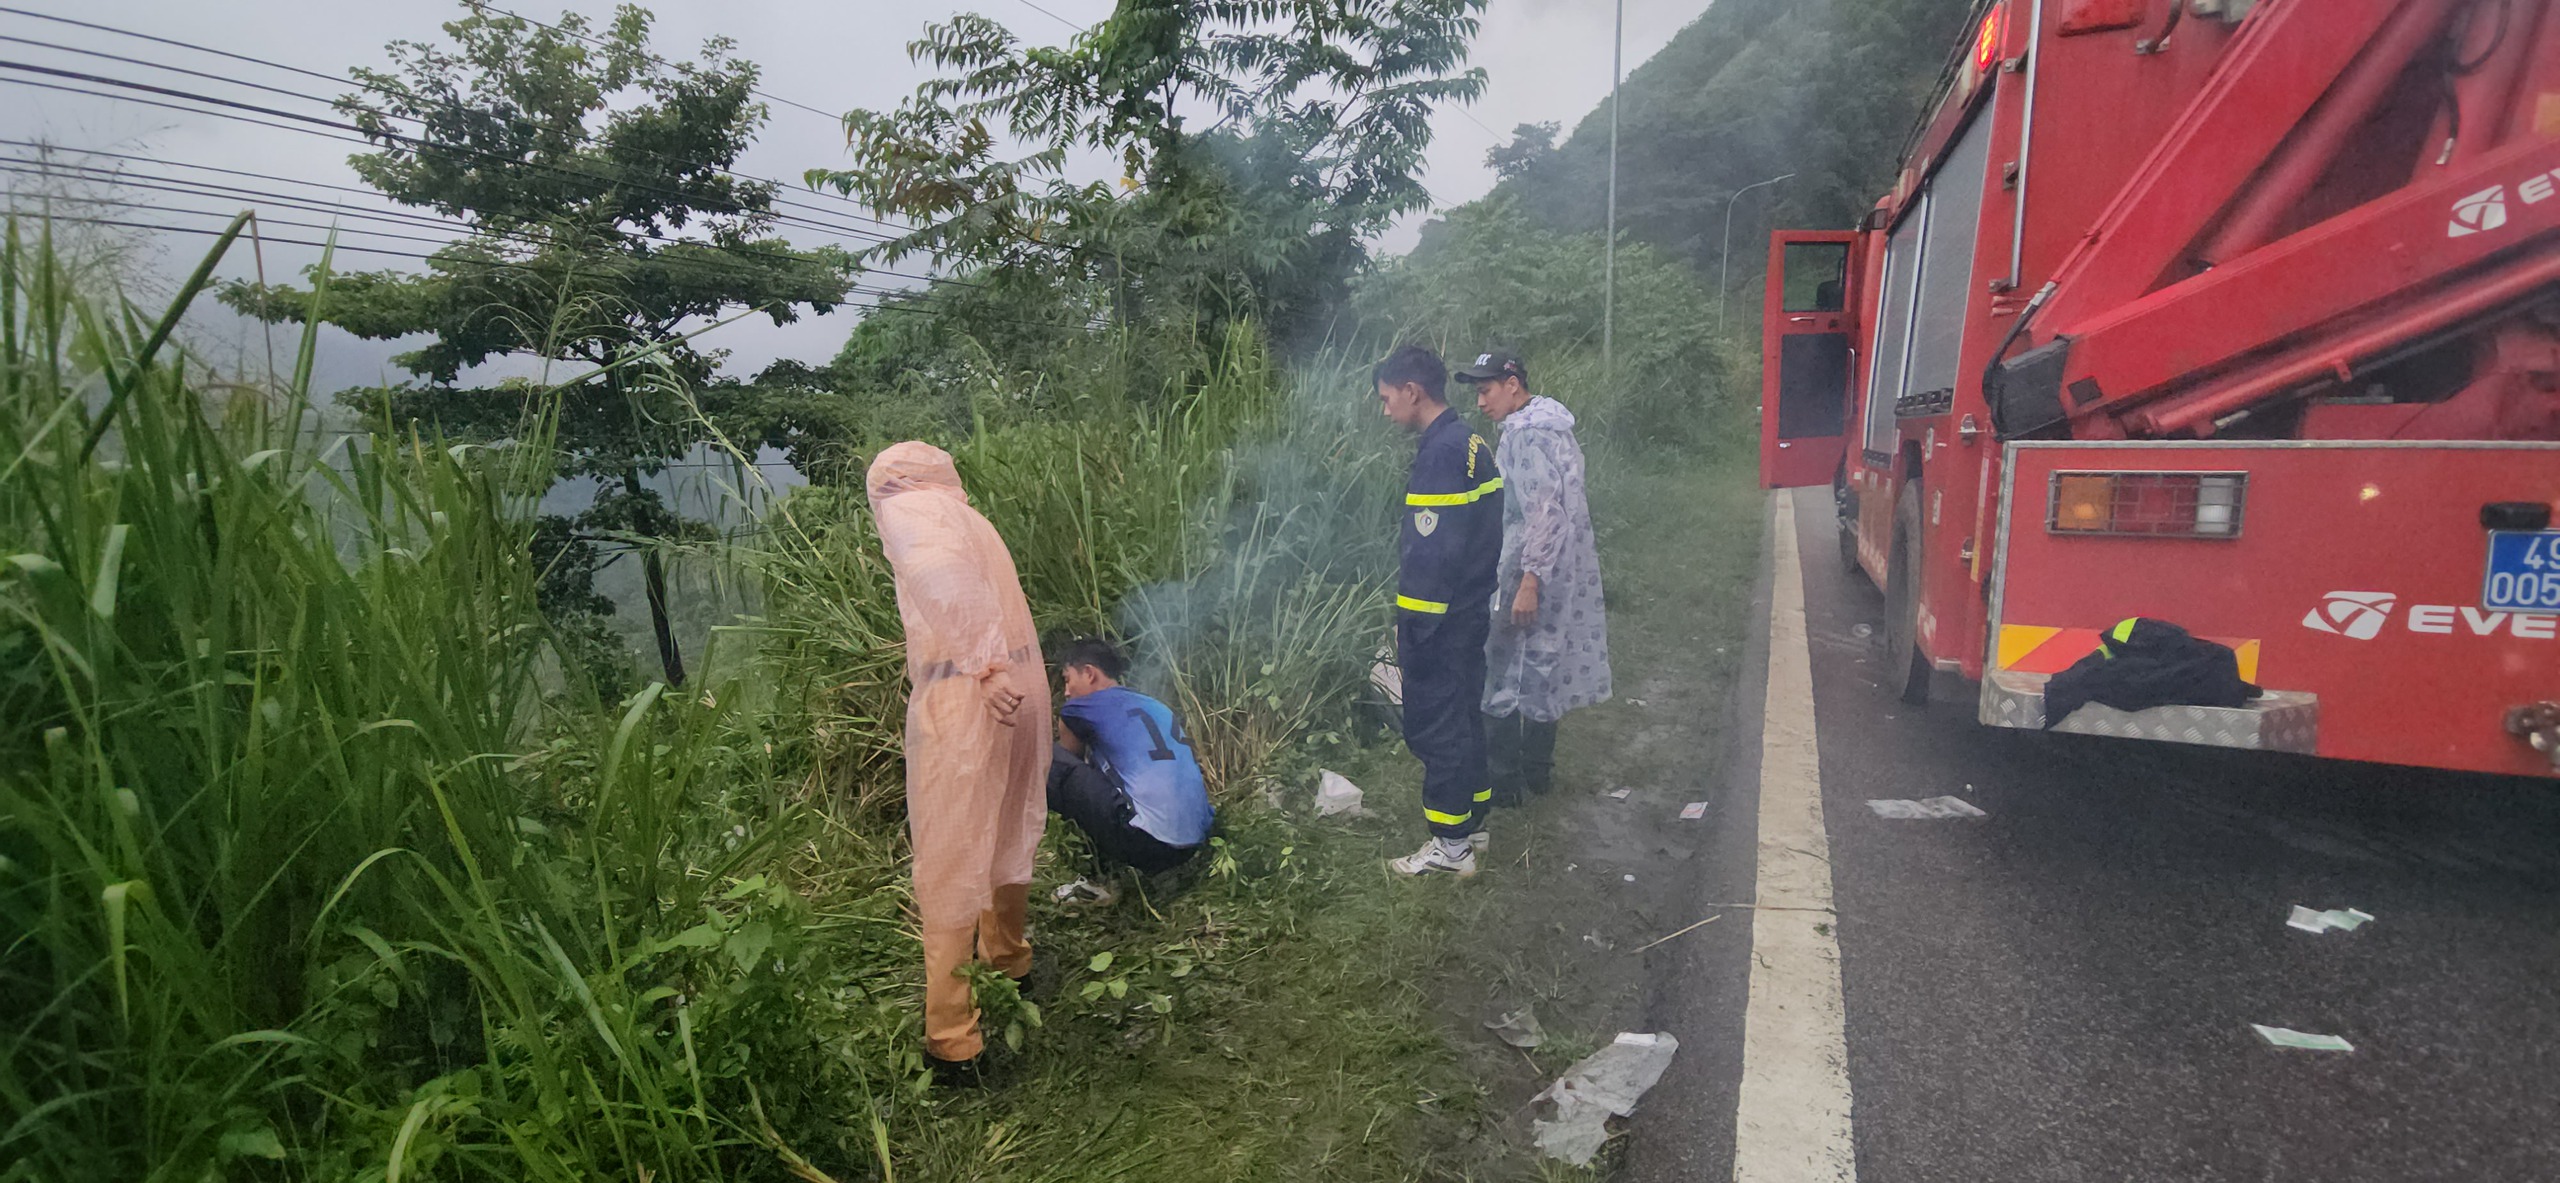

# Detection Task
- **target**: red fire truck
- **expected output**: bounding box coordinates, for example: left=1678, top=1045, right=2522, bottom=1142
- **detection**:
left=1757, top=0, right=2560, bottom=778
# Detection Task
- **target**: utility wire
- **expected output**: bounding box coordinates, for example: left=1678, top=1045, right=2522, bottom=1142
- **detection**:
left=0, top=68, right=903, bottom=247
left=1009, top=0, right=1089, bottom=34
left=0, top=7, right=916, bottom=234
left=466, top=1, right=847, bottom=125
left=12, top=208, right=1108, bottom=331
left=0, top=152, right=972, bottom=288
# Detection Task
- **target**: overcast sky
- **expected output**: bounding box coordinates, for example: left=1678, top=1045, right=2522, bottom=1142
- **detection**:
left=0, top=0, right=1712, bottom=381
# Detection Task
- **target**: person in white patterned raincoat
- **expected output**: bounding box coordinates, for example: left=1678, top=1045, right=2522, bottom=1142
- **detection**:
left=1456, top=350, right=1611, bottom=807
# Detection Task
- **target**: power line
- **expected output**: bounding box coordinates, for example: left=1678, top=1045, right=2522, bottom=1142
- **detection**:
left=0, top=67, right=904, bottom=246
left=0, top=152, right=970, bottom=287
left=466, top=2, right=847, bottom=125
left=8, top=209, right=1118, bottom=341
left=0, top=7, right=916, bottom=234
left=1009, top=0, right=1089, bottom=34
left=10, top=209, right=1103, bottom=334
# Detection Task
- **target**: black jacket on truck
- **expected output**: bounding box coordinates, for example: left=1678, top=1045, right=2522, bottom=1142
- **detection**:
left=1397, top=408, right=1504, bottom=625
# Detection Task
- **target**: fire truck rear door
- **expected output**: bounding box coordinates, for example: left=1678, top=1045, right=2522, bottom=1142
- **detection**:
left=1761, top=231, right=1857, bottom=489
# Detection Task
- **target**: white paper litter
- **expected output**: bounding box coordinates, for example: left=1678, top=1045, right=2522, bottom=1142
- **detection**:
left=1313, top=770, right=1366, bottom=817
left=1484, top=1007, right=1547, bottom=1049
left=1368, top=661, right=1404, bottom=706
left=2285, top=906, right=2374, bottom=934
left=1866, top=796, right=1987, bottom=819
left=2252, top=1024, right=2354, bottom=1052
left=1607, top=788, right=1632, bottom=800
left=1679, top=801, right=1708, bottom=819
left=1531, top=1032, right=1681, bottom=1165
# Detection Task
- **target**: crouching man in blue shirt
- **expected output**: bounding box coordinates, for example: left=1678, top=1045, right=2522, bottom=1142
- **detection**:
left=1048, top=638, right=1214, bottom=905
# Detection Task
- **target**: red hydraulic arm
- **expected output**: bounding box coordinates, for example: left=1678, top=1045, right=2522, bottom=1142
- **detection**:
left=1988, top=0, right=2560, bottom=441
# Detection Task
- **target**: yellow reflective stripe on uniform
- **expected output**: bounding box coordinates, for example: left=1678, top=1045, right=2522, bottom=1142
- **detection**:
left=2111, top=618, right=2139, bottom=643
left=1424, top=807, right=1472, bottom=826
left=1396, top=595, right=1449, bottom=614
left=1406, top=477, right=1506, bottom=507
left=1472, top=789, right=1494, bottom=803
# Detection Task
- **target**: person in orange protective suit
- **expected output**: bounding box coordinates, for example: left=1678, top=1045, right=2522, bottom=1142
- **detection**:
left=866, top=441, right=1050, bottom=1069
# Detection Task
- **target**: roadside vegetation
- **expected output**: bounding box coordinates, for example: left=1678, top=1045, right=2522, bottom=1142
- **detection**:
left=0, top=0, right=1926, bottom=1178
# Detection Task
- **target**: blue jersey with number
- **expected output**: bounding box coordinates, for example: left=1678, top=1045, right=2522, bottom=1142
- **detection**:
left=1060, top=686, right=1213, bottom=847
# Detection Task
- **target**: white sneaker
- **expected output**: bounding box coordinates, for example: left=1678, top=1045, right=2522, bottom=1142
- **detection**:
left=1389, top=838, right=1478, bottom=878
left=1469, top=829, right=1490, bottom=854
left=1051, top=876, right=1120, bottom=906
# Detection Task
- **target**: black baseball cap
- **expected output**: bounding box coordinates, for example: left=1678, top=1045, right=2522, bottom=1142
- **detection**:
left=1453, top=349, right=1527, bottom=384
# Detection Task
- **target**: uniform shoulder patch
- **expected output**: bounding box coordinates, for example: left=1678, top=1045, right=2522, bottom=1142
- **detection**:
left=1466, top=434, right=1487, bottom=478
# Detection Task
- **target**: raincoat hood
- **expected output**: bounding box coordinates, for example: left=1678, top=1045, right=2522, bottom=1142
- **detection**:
left=866, top=440, right=970, bottom=505
left=1505, top=395, right=1577, bottom=434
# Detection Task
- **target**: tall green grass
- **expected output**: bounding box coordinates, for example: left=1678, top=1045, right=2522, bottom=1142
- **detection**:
left=0, top=222, right=913, bottom=1182
left=2, top=218, right=1437, bottom=1181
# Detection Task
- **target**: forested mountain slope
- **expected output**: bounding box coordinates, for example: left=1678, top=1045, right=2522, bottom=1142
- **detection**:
left=1468, top=0, right=1979, bottom=276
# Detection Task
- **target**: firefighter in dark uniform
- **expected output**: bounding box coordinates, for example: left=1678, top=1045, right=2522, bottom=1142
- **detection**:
left=1372, top=345, right=1504, bottom=878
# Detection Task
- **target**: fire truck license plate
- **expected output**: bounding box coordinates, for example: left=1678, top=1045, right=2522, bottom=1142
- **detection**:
left=2482, top=531, right=2560, bottom=613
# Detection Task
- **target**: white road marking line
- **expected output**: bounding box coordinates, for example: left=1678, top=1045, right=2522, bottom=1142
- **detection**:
left=1732, top=488, right=1857, bottom=1183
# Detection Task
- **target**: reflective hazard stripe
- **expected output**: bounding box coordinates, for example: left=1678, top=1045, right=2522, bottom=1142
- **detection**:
left=1406, top=477, right=1505, bottom=507
left=1424, top=807, right=1472, bottom=826
left=1396, top=595, right=1449, bottom=614
left=1472, top=789, right=1494, bottom=803
left=2099, top=616, right=2138, bottom=658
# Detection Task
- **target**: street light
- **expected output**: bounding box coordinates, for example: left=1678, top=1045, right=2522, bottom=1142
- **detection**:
left=1603, top=0, right=1623, bottom=396
left=1715, top=171, right=1795, bottom=339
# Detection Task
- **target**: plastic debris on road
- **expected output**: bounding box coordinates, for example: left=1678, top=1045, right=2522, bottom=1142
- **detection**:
left=2286, top=906, right=2374, bottom=934
left=1866, top=796, right=1988, bottom=819
left=1484, top=1007, right=1547, bottom=1049
left=1680, top=801, right=1708, bottom=819
left=2252, top=1024, right=2354, bottom=1052
left=1531, top=1032, right=1681, bottom=1165
left=1313, top=770, right=1366, bottom=817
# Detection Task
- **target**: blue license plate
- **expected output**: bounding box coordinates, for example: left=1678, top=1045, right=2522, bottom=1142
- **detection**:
left=2482, top=531, right=2560, bottom=613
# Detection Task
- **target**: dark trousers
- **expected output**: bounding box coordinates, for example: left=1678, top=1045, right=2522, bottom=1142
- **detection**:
left=1486, top=712, right=1558, bottom=806
left=1047, top=747, right=1196, bottom=876
left=1398, top=607, right=1491, bottom=839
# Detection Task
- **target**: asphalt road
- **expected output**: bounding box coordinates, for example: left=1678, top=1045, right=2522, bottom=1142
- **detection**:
left=1630, top=491, right=2560, bottom=1182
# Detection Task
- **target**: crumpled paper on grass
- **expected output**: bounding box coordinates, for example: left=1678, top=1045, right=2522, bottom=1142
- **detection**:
left=1314, top=770, right=1366, bottom=817
left=1530, top=1032, right=1680, bottom=1165
left=1484, top=1007, right=1547, bottom=1049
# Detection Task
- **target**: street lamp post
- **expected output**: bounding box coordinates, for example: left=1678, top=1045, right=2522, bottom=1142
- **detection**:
left=1715, top=171, right=1795, bottom=339
left=1603, top=0, right=1623, bottom=394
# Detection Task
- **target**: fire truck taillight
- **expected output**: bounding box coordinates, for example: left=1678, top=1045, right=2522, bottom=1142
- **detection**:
left=2046, top=472, right=2248, bottom=539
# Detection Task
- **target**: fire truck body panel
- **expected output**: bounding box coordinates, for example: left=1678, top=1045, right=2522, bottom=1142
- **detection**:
left=1986, top=440, right=2560, bottom=777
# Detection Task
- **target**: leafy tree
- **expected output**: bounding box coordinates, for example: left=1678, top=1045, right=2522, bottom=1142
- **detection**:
left=804, top=0, right=1488, bottom=349
left=1485, top=121, right=1559, bottom=181
left=223, top=3, right=854, bottom=685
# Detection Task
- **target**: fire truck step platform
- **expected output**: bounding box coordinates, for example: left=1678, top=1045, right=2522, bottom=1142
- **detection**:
left=1979, top=670, right=2320, bottom=754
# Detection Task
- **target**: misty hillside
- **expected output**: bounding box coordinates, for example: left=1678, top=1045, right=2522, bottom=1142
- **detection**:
left=1460, top=0, right=1978, bottom=277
